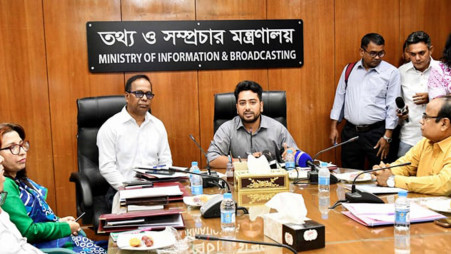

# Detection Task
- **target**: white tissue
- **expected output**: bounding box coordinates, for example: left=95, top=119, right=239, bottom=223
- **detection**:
left=247, top=154, right=271, bottom=174
left=265, top=192, right=307, bottom=224
left=248, top=205, right=271, bottom=221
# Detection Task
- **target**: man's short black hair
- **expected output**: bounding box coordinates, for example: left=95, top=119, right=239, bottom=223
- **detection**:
left=361, top=33, right=385, bottom=48
left=125, top=74, right=152, bottom=92
left=436, top=96, right=451, bottom=122
left=234, top=80, right=263, bottom=101
left=405, top=31, right=432, bottom=48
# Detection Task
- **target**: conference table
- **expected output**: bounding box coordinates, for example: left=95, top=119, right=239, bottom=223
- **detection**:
left=107, top=168, right=451, bottom=253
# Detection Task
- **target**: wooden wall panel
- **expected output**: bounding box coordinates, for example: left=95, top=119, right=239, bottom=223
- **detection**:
left=196, top=0, right=268, bottom=168
left=335, top=0, right=400, bottom=84
left=267, top=0, right=336, bottom=162
left=43, top=0, right=123, bottom=216
left=122, top=0, right=198, bottom=167
left=400, top=0, right=451, bottom=62
left=0, top=0, right=56, bottom=207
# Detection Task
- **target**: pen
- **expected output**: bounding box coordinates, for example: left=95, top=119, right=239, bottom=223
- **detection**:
left=152, top=164, right=166, bottom=169
left=75, top=212, right=86, bottom=222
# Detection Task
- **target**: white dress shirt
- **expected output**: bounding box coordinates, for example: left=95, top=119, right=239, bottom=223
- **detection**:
left=330, top=60, right=401, bottom=129
left=97, top=106, right=172, bottom=190
left=399, top=58, right=439, bottom=146
left=0, top=210, right=44, bottom=254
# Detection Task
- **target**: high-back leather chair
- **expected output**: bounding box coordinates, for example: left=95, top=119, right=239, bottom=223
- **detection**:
left=213, top=91, right=287, bottom=133
left=69, top=95, right=126, bottom=232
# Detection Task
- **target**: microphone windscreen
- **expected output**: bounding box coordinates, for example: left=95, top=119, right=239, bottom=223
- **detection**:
left=395, top=97, right=405, bottom=108
left=295, top=151, right=312, bottom=167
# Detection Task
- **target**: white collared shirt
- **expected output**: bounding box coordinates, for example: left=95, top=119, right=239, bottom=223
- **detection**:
left=0, top=210, right=44, bottom=254
left=398, top=58, right=439, bottom=146
left=97, top=106, right=172, bottom=189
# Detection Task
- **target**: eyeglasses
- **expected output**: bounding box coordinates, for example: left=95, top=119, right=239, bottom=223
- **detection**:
left=422, top=113, right=441, bottom=120
left=0, top=191, right=8, bottom=206
left=128, top=90, right=155, bottom=100
left=362, top=48, right=386, bottom=58
left=0, top=140, right=30, bottom=155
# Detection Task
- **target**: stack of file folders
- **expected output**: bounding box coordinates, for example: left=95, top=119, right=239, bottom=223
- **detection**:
left=134, top=168, right=189, bottom=182
left=119, top=182, right=189, bottom=206
left=98, top=209, right=185, bottom=233
left=342, top=203, right=445, bottom=227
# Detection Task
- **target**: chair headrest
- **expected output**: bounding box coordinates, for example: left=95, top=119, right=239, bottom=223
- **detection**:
left=77, top=95, right=126, bottom=128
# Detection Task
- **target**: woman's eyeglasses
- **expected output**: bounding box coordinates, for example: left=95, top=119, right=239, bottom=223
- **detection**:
left=0, top=140, right=30, bottom=155
left=0, top=191, right=8, bottom=206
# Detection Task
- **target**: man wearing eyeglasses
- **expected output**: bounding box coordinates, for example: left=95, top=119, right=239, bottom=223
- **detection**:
left=330, top=33, right=401, bottom=170
left=0, top=155, right=44, bottom=253
left=97, top=74, right=172, bottom=206
left=397, top=31, right=439, bottom=157
left=373, top=96, right=451, bottom=196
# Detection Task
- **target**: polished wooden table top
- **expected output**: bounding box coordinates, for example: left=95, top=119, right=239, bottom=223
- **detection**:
left=108, top=169, right=451, bottom=253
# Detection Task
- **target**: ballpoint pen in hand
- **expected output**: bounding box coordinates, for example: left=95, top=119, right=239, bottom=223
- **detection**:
left=75, top=212, right=86, bottom=222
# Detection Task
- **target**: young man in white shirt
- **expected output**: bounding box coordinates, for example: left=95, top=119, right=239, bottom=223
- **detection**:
left=397, top=31, right=439, bottom=156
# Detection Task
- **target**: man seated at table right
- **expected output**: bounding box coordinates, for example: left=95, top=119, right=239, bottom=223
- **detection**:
left=373, top=96, right=451, bottom=196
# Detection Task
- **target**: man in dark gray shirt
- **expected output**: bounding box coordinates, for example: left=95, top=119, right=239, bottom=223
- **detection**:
left=207, top=80, right=306, bottom=169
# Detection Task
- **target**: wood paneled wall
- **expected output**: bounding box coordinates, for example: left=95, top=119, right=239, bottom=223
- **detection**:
left=0, top=0, right=450, bottom=217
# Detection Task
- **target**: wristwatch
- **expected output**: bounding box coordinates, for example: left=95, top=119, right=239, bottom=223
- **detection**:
left=383, top=135, right=392, bottom=143
left=387, top=175, right=395, bottom=187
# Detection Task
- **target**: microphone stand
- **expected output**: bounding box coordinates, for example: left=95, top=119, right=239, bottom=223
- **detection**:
left=307, top=136, right=359, bottom=184
left=189, top=134, right=221, bottom=188
left=137, top=166, right=231, bottom=193
left=195, top=235, right=297, bottom=254
left=329, top=162, right=411, bottom=209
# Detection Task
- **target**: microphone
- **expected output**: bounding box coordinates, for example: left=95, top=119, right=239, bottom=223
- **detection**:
left=294, top=150, right=312, bottom=167
left=137, top=166, right=231, bottom=193
left=395, top=97, right=409, bottom=122
left=328, top=162, right=412, bottom=208
left=195, top=235, right=297, bottom=254
left=262, top=150, right=281, bottom=169
left=189, top=134, right=220, bottom=188
left=306, top=136, right=359, bottom=184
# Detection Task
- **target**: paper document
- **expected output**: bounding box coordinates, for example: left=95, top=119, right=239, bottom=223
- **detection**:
left=345, top=184, right=405, bottom=194
left=120, top=186, right=182, bottom=200
left=342, top=203, right=445, bottom=227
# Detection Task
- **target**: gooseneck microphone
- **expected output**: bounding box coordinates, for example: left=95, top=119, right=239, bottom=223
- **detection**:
left=395, top=97, right=409, bottom=123
left=189, top=134, right=221, bottom=188
left=306, top=136, right=359, bottom=184
left=137, top=166, right=231, bottom=193
left=330, top=162, right=411, bottom=209
left=189, top=134, right=211, bottom=175
left=195, top=235, right=297, bottom=254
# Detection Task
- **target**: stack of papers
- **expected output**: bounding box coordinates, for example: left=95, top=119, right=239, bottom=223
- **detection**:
left=119, top=185, right=183, bottom=206
left=342, top=203, right=445, bottom=227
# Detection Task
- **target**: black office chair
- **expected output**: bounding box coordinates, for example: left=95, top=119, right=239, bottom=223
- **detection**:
left=69, top=95, right=126, bottom=232
left=213, top=91, right=287, bottom=133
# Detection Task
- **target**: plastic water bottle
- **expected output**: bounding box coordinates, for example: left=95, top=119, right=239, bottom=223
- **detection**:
left=226, top=155, right=234, bottom=184
left=394, top=190, right=410, bottom=254
left=190, top=168, right=203, bottom=195
left=285, top=149, right=295, bottom=170
left=220, top=193, right=236, bottom=231
left=189, top=161, right=199, bottom=181
left=318, top=162, right=330, bottom=192
left=318, top=191, right=330, bottom=219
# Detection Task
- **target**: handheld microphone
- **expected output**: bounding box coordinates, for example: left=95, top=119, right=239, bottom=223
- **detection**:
left=137, top=166, right=231, bottom=193
left=333, top=162, right=411, bottom=207
left=189, top=134, right=220, bottom=188
left=306, top=136, right=359, bottom=184
left=195, top=235, right=297, bottom=254
left=395, top=97, right=409, bottom=122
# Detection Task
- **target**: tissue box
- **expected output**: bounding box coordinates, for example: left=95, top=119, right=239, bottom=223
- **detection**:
left=237, top=190, right=280, bottom=207
left=263, top=213, right=325, bottom=252
left=234, top=169, right=289, bottom=193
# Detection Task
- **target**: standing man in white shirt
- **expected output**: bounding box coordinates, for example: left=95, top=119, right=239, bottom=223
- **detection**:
left=397, top=31, right=439, bottom=157
left=97, top=74, right=172, bottom=207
